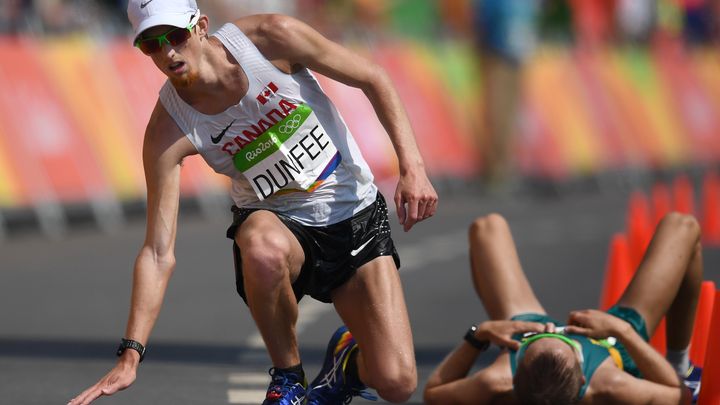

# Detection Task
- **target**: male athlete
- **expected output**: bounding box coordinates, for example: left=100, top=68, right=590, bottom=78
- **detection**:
left=424, top=212, right=702, bottom=405
left=69, top=0, right=437, bottom=404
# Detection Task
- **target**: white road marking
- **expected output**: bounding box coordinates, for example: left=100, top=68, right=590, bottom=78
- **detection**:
left=227, top=372, right=270, bottom=404
left=227, top=388, right=266, bottom=404
left=228, top=372, right=271, bottom=385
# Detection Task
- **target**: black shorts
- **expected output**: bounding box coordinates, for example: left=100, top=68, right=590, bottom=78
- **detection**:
left=225, top=192, right=401, bottom=303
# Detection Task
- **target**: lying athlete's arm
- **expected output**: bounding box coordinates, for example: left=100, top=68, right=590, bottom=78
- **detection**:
left=591, top=367, right=691, bottom=405
left=613, top=321, right=683, bottom=387
left=238, top=14, right=437, bottom=231
left=69, top=102, right=196, bottom=405
left=424, top=321, right=543, bottom=405
left=567, top=309, right=681, bottom=387
left=424, top=345, right=510, bottom=405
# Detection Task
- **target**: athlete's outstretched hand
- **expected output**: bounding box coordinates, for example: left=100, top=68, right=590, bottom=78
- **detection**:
left=68, top=361, right=137, bottom=405
left=475, top=320, right=545, bottom=350
left=565, top=309, right=627, bottom=339
left=395, top=168, right=438, bottom=232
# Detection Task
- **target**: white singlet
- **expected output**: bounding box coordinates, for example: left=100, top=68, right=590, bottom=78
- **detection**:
left=159, top=23, right=378, bottom=226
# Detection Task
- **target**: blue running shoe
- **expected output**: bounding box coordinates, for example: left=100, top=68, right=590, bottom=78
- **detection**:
left=683, top=364, right=702, bottom=403
left=306, top=326, right=378, bottom=405
left=261, top=367, right=307, bottom=405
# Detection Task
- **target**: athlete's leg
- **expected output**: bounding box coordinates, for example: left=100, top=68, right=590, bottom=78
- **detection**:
left=234, top=211, right=305, bottom=368
left=616, top=212, right=703, bottom=350
left=331, top=256, right=417, bottom=403
left=469, top=213, right=545, bottom=319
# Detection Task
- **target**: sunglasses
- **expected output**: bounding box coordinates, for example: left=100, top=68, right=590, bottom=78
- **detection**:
left=135, top=12, right=200, bottom=55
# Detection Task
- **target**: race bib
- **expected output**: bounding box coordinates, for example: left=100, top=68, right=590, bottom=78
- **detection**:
left=233, top=104, right=340, bottom=200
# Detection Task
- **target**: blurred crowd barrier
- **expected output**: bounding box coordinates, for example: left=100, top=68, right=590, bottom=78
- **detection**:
left=4, top=0, right=720, bottom=236
left=2, top=36, right=720, bottom=230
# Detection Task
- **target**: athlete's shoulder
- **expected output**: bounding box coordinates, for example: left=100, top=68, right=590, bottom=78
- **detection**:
left=143, top=99, right=195, bottom=160
left=231, top=14, right=301, bottom=49
left=145, top=99, right=179, bottom=138
left=585, top=359, right=634, bottom=402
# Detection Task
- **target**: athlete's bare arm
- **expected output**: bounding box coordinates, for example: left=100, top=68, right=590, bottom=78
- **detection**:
left=68, top=102, right=197, bottom=405
left=584, top=365, right=691, bottom=405
left=566, top=309, right=682, bottom=387
left=424, top=321, right=543, bottom=405
left=566, top=309, right=691, bottom=404
left=236, top=14, right=438, bottom=231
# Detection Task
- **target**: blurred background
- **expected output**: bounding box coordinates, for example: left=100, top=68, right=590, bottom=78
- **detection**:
left=1, top=0, right=720, bottom=237
left=3, top=2, right=720, bottom=404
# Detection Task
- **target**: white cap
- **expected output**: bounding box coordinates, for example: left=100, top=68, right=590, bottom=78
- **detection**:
left=127, top=0, right=199, bottom=43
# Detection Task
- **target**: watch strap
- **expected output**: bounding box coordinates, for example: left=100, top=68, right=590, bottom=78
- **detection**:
left=464, top=325, right=490, bottom=351
left=117, top=338, right=146, bottom=362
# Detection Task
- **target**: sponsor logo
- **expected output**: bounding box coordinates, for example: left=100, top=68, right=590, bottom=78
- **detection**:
left=140, top=0, right=154, bottom=8
left=211, top=119, right=236, bottom=144
left=256, top=82, right=278, bottom=105
left=350, top=235, right=376, bottom=257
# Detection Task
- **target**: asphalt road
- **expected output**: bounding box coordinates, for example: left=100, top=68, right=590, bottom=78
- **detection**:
left=2, top=185, right=718, bottom=404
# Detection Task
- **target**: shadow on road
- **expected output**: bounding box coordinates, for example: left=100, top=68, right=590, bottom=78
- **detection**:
left=0, top=337, right=465, bottom=367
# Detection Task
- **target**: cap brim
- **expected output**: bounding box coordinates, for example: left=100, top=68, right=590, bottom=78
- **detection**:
left=132, top=11, right=195, bottom=43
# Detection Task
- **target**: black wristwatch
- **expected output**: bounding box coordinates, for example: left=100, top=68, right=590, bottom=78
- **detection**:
left=464, top=325, right=490, bottom=351
left=116, top=338, right=146, bottom=362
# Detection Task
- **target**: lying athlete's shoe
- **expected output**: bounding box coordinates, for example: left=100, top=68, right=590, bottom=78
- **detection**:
left=683, top=364, right=702, bottom=403
left=306, top=325, right=377, bottom=404
left=261, top=367, right=307, bottom=405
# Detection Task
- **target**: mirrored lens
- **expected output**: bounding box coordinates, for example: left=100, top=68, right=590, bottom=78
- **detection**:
left=136, top=28, right=191, bottom=55
left=166, top=28, right=191, bottom=46
left=138, top=39, right=161, bottom=55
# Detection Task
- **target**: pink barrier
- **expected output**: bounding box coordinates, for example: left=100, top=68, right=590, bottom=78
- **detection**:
left=655, top=43, right=720, bottom=163
left=1, top=37, right=720, bottom=213
left=0, top=38, right=114, bottom=206
left=39, top=38, right=145, bottom=199
left=374, top=43, right=479, bottom=177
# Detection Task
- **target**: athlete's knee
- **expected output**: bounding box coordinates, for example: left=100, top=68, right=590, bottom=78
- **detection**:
left=361, top=353, right=417, bottom=403
left=365, top=363, right=417, bottom=403
left=237, top=233, right=295, bottom=285
left=469, top=213, right=508, bottom=242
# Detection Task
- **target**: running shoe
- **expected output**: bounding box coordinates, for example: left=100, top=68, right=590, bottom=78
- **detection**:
left=683, top=364, right=702, bottom=403
left=261, top=367, right=307, bottom=405
left=306, top=325, right=378, bottom=405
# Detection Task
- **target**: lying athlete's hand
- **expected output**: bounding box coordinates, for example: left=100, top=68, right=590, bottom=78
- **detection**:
left=67, top=360, right=137, bottom=405
left=395, top=169, right=438, bottom=232
left=476, top=320, right=545, bottom=351
left=565, top=309, right=626, bottom=339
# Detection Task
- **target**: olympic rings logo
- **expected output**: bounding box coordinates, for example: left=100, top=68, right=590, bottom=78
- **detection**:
left=245, top=134, right=280, bottom=162
left=278, top=114, right=303, bottom=135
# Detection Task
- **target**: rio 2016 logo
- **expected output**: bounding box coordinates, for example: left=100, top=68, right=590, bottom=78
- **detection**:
left=244, top=133, right=280, bottom=162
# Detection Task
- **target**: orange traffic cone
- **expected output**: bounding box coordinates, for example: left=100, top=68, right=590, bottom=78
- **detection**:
left=600, top=233, right=633, bottom=311
left=690, top=281, right=716, bottom=367
left=626, top=191, right=652, bottom=271
left=651, top=182, right=672, bottom=228
left=698, top=290, right=720, bottom=405
left=701, top=171, right=720, bottom=246
left=673, top=174, right=695, bottom=215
